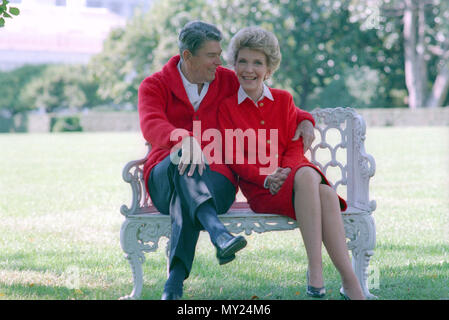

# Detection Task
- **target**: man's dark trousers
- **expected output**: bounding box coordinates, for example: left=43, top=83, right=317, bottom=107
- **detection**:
left=147, top=153, right=236, bottom=278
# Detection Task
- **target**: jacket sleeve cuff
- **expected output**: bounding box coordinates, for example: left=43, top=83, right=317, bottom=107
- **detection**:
left=253, top=173, right=268, bottom=188
left=263, top=176, right=270, bottom=189
left=297, top=109, right=316, bottom=127
left=170, top=128, right=193, bottom=145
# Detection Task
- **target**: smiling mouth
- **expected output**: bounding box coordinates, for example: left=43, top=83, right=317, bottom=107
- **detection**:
left=242, top=76, right=257, bottom=80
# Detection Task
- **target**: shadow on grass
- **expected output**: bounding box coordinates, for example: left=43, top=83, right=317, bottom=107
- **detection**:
left=1, top=240, right=447, bottom=300
left=369, top=242, right=449, bottom=299
left=0, top=282, right=129, bottom=300
left=375, top=242, right=449, bottom=255
left=376, top=262, right=448, bottom=300
left=0, top=250, right=167, bottom=300
left=134, top=242, right=449, bottom=300
left=0, top=249, right=126, bottom=275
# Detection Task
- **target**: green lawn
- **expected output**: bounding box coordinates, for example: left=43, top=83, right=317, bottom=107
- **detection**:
left=0, top=127, right=448, bottom=300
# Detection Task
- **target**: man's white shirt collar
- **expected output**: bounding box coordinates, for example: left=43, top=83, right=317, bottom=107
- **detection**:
left=177, top=60, right=209, bottom=111
left=237, top=83, right=274, bottom=105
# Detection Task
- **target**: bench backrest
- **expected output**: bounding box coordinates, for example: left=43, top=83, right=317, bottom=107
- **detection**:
left=120, top=107, right=376, bottom=216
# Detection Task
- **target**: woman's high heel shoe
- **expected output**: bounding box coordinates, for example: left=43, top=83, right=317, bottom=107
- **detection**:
left=306, top=270, right=326, bottom=298
left=339, top=288, right=350, bottom=300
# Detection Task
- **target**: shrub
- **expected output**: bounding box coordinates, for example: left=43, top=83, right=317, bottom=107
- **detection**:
left=50, top=116, right=83, bottom=132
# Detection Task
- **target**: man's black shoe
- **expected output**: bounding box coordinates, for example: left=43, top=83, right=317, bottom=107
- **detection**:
left=215, top=232, right=247, bottom=260
left=161, top=291, right=182, bottom=300
left=217, top=253, right=235, bottom=265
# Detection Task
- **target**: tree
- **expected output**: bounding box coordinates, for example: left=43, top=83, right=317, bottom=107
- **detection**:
left=0, top=65, right=47, bottom=117
left=90, top=0, right=405, bottom=109
left=419, top=1, right=449, bottom=107
left=89, top=0, right=212, bottom=107
left=211, top=0, right=396, bottom=109
left=401, top=0, right=449, bottom=108
left=0, top=0, right=20, bottom=27
left=350, top=0, right=449, bottom=108
left=21, top=65, right=106, bottom=113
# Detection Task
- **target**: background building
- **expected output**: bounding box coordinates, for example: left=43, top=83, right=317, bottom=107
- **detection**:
left=0, top=0, right=152, bottom=70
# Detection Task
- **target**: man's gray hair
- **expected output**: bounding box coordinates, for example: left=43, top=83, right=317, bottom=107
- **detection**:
left=178, top=21, right=222, bottom=56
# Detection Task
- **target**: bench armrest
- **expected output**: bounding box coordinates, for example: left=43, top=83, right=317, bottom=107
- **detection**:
left=310, top=107, right=376, bottom=212
left=120, top=143, right=155, bottom=216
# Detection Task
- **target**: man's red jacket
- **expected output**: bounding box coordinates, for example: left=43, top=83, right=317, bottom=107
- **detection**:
left=138, top=55, right=240, bottom=190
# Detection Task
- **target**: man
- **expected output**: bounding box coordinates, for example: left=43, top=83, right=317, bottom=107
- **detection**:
left=138, top=21, right=315, bottom=300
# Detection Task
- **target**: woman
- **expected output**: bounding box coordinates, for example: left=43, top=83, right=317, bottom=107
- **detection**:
left=218, top=27, right=365, bottom=300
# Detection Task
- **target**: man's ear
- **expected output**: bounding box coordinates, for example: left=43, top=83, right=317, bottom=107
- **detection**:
left=182, top=49, right=192, bottom=62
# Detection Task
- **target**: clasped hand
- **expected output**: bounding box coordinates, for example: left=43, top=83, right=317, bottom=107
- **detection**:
left=178, top=136, right=206, bottom=176
left=265, top=167, right=291, bottom=195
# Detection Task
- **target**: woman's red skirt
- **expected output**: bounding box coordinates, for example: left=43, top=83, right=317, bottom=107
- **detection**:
left=241, top=163, right=347, bottom=220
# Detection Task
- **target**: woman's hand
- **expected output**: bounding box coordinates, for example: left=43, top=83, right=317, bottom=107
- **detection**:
left=266, top=167, right=291, bottom=195
left=292, top=120, right=315, bottom=153
left=178, top=136, right=206, bottom=176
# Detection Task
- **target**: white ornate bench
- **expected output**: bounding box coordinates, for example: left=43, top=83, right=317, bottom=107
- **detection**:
left=119, top=107, right=377, bottom=300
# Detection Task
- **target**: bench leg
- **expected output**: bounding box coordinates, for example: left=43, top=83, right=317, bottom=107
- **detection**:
left=343, top=213, right=377, bottom=299
left=122, top=252, right=145, bottom=300
left=119, top=220, right=145, bottom=300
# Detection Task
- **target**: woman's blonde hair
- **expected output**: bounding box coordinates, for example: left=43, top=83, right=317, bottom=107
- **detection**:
left=226, top=26, right=281, bottom=76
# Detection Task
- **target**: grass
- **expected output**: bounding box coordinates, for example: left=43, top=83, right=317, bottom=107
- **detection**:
left=0, top=127, right=448, bottom=300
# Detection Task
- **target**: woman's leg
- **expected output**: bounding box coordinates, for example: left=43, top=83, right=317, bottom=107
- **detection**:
left=319, top=184, right=365, bottom=300
left=293, top=167, right=324, bottom=288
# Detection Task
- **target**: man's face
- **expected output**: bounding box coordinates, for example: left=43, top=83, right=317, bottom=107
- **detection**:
left=184, top=40, right=222, bottom=84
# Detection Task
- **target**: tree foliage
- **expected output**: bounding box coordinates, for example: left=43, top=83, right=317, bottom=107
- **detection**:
left=21, top=65, right=107, bottom=113
left=0, top=0, right=20, bottom=27
left=90, top=0, right=408, bottom=110
left=0, top=65, right=47, bottom=116
left=5, top=0, right=448, bottom=114
left=349, top=0, right=449, bottom=108
left=89, top=0, right=212, bottom=107
left=211, top=0, right=400, bottom=109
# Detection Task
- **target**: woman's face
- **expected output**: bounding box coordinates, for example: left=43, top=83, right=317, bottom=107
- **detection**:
left=235, top=47, right=271, bottom=100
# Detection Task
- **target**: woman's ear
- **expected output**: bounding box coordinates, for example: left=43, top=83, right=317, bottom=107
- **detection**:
left=264, top=69, right=273, bottom=81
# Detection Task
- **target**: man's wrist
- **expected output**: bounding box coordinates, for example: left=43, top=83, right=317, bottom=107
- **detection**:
left=300, top=119, right=313, bottom=127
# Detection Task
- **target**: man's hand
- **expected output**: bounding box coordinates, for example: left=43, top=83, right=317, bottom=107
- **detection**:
left=265, top=167, right=291, bottom=195
left=178, top=136, right=206, bottom=176
left=292, top=120, right=315, bottom=153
